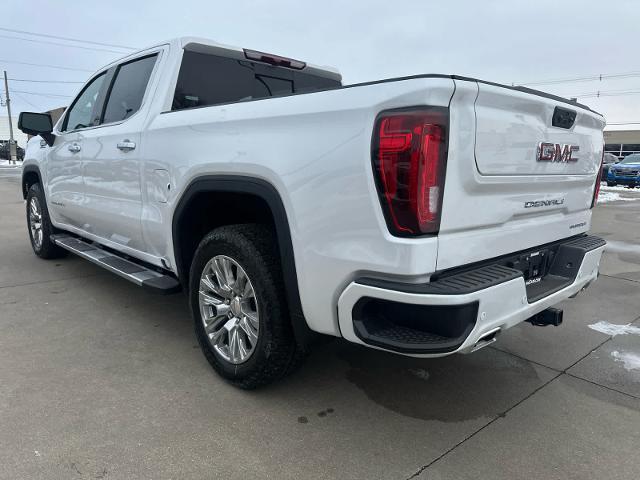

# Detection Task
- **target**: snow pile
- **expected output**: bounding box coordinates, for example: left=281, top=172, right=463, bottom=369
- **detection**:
left=601, top=185, right=640, bottom=193
left=588, top=321, right=640, bottom=337
left=611, top=351, right=640, bottom=371
left=597, top=185, right=640, bottom=204
left=0, top=159, right=22, bottom=168
left=589, top=322, right=640, bottom=371
left=598, top=191, right=639, bottom=203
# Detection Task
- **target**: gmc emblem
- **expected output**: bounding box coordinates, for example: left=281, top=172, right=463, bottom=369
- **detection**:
left=537, top=143, right=579, bottom=162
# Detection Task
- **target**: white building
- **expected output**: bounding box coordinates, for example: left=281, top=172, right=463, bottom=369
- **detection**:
left=604, top=126, right=640, bottom=159
left=0, top=116, right=29, bottom=148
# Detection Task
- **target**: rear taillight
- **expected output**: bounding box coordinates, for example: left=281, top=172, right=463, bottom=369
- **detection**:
left=591, top=147, right=604, bottom=208
left=372, top=108, right=448, bottom=236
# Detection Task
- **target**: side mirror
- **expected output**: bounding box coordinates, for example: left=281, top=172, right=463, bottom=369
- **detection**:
left=18, top=112, right=56, bottom=146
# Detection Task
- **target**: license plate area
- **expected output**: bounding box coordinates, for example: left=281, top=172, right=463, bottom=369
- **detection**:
left=506, top=248, right=555, bottom=286
left=429, top=235, right=604, bottom=303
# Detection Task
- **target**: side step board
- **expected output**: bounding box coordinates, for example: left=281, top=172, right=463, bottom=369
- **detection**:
left=51, top=234, right=181, bottom=294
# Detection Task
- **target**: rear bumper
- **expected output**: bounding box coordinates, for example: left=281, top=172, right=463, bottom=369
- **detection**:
left=337, top=235, right=605, bottom=357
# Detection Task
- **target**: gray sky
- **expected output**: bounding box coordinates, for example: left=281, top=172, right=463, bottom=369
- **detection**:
left=2, top=0, right=639, bottom=126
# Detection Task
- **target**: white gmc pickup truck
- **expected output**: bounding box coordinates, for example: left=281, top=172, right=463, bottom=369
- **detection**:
left=19, top=37, right=606, bottom=388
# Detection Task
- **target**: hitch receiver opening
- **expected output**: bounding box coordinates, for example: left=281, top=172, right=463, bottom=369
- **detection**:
left=526, top=307, right=563, bottom=327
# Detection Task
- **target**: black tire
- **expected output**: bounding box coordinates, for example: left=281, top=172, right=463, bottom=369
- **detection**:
left=189, top=224, right=304, bottom=389
left=26, top=183, right=67, bottom=259
left=607, top=182, right=616, bottom=187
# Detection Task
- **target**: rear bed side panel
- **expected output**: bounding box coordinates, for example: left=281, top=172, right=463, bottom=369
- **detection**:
left=437, top=79, right=605, bottom=271
left=146, top=77, right=456, bottom=336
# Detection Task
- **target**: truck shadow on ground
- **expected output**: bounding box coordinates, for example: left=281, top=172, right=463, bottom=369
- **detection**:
left=286, top=338, right=549, bottom=423
left=107, top=279, right=548, bottom=425
left=28, top=271, right=550, bottom=426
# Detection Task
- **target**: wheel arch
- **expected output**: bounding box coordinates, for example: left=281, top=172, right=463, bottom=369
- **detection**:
left=172, top=175, right=314, bottom=345
left=22, top=165, right=42, bottom=199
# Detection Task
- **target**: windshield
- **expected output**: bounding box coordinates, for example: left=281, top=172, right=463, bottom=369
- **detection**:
left=620, top=154, right=640, bottom=164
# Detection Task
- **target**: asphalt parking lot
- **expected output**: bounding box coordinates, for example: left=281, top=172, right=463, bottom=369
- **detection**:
left=1, top=168, right=639, bottom=480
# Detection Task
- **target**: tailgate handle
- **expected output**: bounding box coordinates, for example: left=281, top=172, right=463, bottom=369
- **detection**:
left=552, top=107, right=577, bottom=129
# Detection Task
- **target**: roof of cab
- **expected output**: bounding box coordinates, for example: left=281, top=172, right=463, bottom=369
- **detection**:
left=99, top=36, right=341, bottom=83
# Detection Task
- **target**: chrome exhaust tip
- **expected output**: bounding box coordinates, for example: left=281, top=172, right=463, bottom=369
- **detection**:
left=470, top=327, right=501, bottom=352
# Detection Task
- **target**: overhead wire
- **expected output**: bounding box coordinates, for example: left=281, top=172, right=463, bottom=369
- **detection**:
left=12, top=90, right=73, bottom=98
left=517, top=71, right=640, bottom=86
left=0, top=58, right=94, bottom=72
left=0, top=33, right=129, bottom=54
left=8, top=78, right=83, bottom=84
left=0, top=26, right=136, bottom=50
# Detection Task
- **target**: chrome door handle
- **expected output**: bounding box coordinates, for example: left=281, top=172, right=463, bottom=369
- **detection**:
left=117, top=140, right=136, bottom=152
left=68, top=143, right=81, bottom=153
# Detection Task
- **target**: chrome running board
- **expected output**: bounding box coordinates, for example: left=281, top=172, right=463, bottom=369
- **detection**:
left=51, top=234, right=181, bottom=294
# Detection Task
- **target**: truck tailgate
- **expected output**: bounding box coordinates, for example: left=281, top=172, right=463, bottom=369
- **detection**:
left=474, top=84, right=603, bottom=176
left=436, top=80, right=605, bottom=271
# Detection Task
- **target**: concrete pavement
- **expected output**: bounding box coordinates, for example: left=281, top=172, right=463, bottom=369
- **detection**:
left=0, top=172, right=639, bottom=480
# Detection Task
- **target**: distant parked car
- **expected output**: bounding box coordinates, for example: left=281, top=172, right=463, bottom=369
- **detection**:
left=607, top=153, right=640, bottom=187
left=602, top=153, right=619, bottom=180
left=0, top=141, right=25, bottom=161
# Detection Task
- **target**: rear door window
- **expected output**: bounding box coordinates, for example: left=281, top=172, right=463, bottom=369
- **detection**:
left=172, top=51, right=340, bottom=110
left=102, top=54, right=158, bottom=124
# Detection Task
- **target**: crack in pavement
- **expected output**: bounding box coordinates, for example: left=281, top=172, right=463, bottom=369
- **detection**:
left=600, top=273, right=640, bottom=285
left=404, top=372, right=562, bottom=480
left=404, top=333, right=620, bottom=479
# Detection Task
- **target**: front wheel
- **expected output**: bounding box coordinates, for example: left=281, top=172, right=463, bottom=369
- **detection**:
left=189, top=224, right=304, bottom=389
left=26, top=183, right=67, bottom=259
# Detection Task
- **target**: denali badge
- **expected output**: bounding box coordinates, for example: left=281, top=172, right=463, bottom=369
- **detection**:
left=524, top=198, right=565, bottom=208
left=537, top=143, right=579, bottom=162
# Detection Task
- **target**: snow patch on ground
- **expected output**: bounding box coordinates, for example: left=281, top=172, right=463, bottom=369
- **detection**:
left=0, top=159, right=22, bottom=168
left=588, top=321, right=640, bottom=337
left=598, top=184, right=640, bottom=204
left=605, top=240, right=640, bottom=255
left=597, top=191, right=640, bottom=204
left=600, top=185, right=640, bottom=193
left=611, top=351, right=640, bottom=371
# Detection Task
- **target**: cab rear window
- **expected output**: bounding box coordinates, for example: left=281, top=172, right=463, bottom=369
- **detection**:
left=172, top=51, right=340, bottom=110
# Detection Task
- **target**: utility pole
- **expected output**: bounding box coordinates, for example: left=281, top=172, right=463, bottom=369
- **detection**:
left=3, top=70, right=17, bottom=165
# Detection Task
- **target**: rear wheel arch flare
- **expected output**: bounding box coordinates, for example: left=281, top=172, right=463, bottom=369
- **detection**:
left=172, top=175, right=311, bottom=343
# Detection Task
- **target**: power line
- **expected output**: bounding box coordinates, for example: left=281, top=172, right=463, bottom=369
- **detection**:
left=8, top=78, right=83, bottom=84
left=12, top=91, right=41, bottom=109
left=0, top=33, right=129, bottom=55
left=573, top=89, right=640, bottom=99
left=607, top=122, right=640, bottom=125
left=0, top=58, right=93, bottom=72
left=518, top=70, right=640, bottom=87
left=0, top=26, right=136, bottom=51
left=12, top=90, right=73, bottom=98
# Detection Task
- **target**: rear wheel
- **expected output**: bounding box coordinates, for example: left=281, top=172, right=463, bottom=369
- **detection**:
left=189, top=224, right=304, bottom=389
left=26, top=183, right=66, bottom=259
left=607, top=182, right=616, bottom=187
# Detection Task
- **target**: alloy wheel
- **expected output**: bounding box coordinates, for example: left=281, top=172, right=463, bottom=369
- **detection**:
left=198, top=255, right=260, bottom=364
left=29, top=197, right=43, bottom=250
